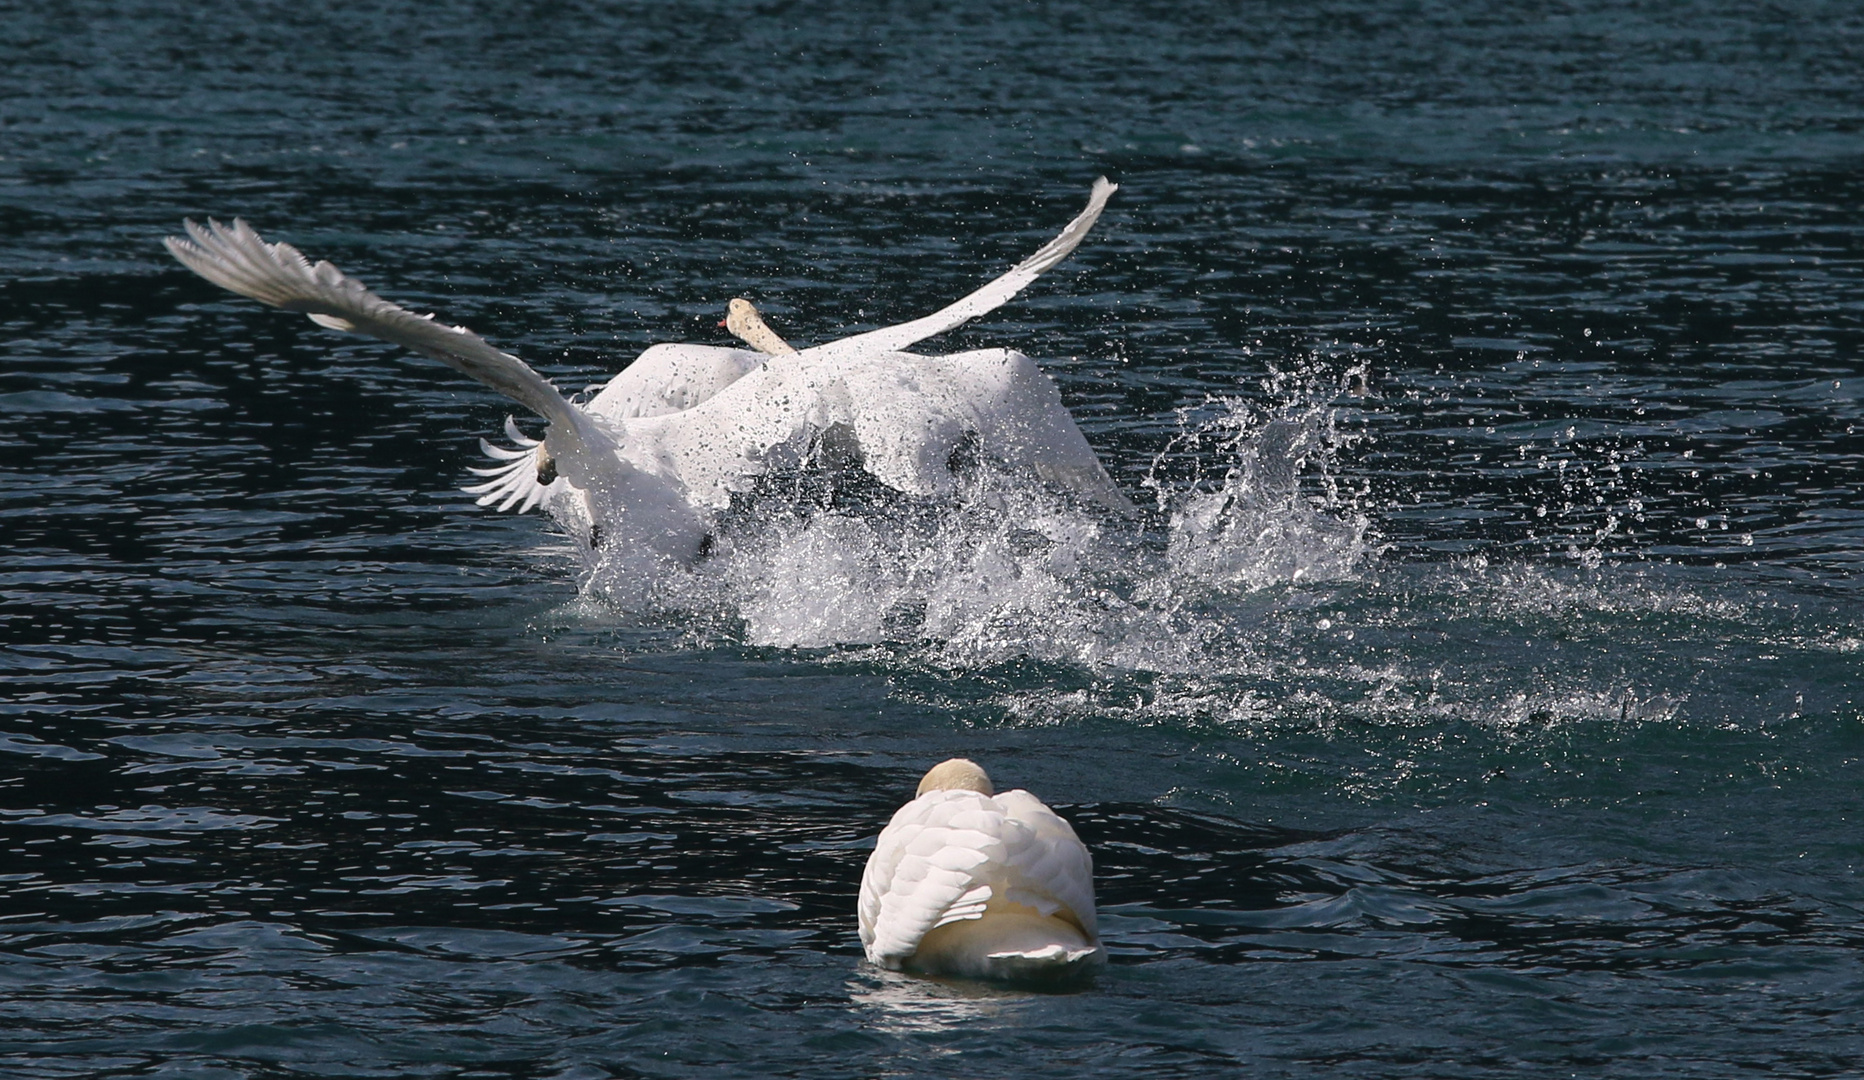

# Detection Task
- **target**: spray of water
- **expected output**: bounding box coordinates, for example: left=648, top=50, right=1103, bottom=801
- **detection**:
left=539, top=352, right=1832, bottom=754
left=575, top=357, right=1375, bottom=666
left=1154, top=385, right=1371, bottom=590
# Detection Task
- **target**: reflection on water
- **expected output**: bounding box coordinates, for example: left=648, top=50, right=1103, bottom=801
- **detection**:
left=848, top=968, right=1042, bottom=1036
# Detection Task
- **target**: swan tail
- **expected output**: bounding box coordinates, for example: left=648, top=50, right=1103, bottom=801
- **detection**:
left=979, top=942, right=1105, bottom=982
left=909, top=912, right=1104, bottom=981
left=165, top=218, right=576, bottom=429
left=797, top=177, right=1117, bottom=363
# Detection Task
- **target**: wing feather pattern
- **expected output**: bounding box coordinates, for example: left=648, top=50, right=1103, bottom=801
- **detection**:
left=166, top=218, right=711, bottom=564
left=992, top=789, right=1097, bottom=938
left=462, top=417, right=554, bottom=513
left=165, top=218, right=576, bottom=429
left=858, top=787, right=1098, bottom=970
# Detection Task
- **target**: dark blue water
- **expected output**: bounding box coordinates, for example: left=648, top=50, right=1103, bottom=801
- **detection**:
left=5, top=2, right=1864, bottom=1076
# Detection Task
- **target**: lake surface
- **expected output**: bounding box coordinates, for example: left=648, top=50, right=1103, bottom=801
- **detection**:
left=4, top=1, right=1863, bottom=1076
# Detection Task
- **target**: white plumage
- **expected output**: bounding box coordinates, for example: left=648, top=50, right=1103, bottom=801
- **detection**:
left=164, top=179, right=1126, bottom=568
left=859, top=759, right=1102, bottom=981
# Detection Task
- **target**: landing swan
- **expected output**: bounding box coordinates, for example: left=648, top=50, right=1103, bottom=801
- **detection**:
left=859, top=758, right=1103, bottom=981
left=165, top=179, right=1126, bottom=570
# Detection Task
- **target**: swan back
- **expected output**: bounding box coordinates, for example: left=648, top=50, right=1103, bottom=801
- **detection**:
left=586, top=344, right=767, bottom=419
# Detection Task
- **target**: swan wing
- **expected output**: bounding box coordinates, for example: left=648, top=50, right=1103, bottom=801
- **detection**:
left=858, top=789, right=1008, bottom=966
left=165, top=218, right=575, bottom=429
left=585, top=344, right=767, bottom=420
left=796, top=178, right=1117, bottom=365
left=461, top=416, right=555, bottom=513
left=992, top=789, right=1098, bottom=939
left=165, top=218, right=710, bottom=563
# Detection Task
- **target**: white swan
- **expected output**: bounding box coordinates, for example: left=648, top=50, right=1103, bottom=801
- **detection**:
left=859, top=758, right=1103, bottom=981
left=165, top=179, right=1127, bottom=569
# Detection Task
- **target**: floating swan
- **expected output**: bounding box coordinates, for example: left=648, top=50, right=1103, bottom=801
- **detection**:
left=859, top=758, right=1103, bottom=981
left=165, top=179, right=1127, bottom=571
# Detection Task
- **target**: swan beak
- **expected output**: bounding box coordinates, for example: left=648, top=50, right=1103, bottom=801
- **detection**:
left=716, top=318, right=728, bottom=327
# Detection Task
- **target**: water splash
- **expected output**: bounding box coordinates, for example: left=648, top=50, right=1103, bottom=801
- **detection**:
left=1155, top=388, right=1371, bottom=590
left=578, top=358, right=1375, bottom=663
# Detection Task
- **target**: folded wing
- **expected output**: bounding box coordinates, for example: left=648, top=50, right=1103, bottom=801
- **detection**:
left=991, top=789, right=1097, bottom=939
left=857, top=787, right=1098, bottom=969
left=859, top=790, right=1009, bottom=966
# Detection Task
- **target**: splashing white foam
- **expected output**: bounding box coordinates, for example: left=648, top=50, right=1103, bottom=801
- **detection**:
left=575, top=365, right=1374, bottom=663
left=1158, top=397, right=1371, bottom=589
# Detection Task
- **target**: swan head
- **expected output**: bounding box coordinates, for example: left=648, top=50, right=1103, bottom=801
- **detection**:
left=721, top=297, right=756, bottom=332
left=719, top=297, right=798, bottom=356
left=916, top=758, right=994, bottom=797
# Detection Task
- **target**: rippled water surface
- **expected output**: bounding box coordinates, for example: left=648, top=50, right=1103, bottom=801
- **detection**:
left=5, top=2, right=1864, bottom=1076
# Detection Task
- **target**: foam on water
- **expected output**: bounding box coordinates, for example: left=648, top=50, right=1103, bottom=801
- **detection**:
left=556, top=346, right=1845, bottom=751
left=571, top=359, right=1374, bottom=669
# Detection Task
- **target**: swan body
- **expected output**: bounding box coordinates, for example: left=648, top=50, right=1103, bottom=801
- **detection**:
left=165, top=179, right=1127, bottom=566
left=859, top=759, right=1103, bottom=981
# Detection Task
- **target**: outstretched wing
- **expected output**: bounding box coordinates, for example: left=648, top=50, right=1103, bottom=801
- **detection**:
left=165, top=218, right=576, bottom=429
left=796, top=178, right=1117, bottom=365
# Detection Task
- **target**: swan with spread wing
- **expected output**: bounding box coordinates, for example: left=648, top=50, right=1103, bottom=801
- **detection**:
left=165, top=179, right=1127, bottom=567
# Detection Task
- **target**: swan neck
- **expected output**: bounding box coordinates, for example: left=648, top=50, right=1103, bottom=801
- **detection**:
left=726, top=299, right=799, bottom=355
left=741, top=313, right=797, bottom=355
